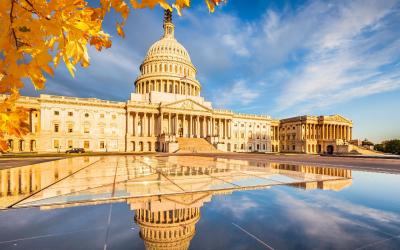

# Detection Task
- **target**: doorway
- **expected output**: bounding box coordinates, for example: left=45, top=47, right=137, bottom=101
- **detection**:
left=327, top=145, right=334, bottom=155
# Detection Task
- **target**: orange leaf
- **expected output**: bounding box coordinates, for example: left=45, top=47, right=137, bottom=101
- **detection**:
left=116, top=22, right=125, bottom=38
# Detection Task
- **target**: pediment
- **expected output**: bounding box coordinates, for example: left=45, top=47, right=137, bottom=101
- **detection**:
left=162, top=99, right=211, bottom=112
left=326, top=115, right=352, bottom=123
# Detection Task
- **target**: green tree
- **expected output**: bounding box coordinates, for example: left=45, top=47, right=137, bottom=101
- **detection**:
left=384, top=139, right=400, bottom=155
left=374, top=143, right=384, bottom=152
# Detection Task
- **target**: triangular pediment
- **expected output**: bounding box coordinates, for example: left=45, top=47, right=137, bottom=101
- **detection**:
left=162, top=99, right=212, bottom=112
left=326, top=114, right=352, bottom=123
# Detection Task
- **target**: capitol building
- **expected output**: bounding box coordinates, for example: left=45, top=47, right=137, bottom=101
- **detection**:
left=4, top=11, right=354, bottom=155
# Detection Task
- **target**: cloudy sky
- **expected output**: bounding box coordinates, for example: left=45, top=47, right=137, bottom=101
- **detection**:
left=21, top=0, right=400, bottom=142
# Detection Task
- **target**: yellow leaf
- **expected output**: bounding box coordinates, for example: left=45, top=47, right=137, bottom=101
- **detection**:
left=116, top=22, right=125, bottom=38
left=54, top=54, right=61, bottom=67
left=173, top=0, right=190, bottom=16
left=63, top=55, right=76, bottom=77
left=42, top=65, right=54, bottom=77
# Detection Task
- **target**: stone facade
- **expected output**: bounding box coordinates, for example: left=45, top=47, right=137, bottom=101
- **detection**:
left=279, top=115, right=353, bottom=154
left=2, top=11, right=352, bottom=154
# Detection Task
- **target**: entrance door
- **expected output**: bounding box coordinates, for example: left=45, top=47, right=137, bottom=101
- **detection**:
left=327, top=145, right=334, bottom=155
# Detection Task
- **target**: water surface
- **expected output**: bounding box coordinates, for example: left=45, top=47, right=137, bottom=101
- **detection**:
left=0, top=156, right=399, bottom=249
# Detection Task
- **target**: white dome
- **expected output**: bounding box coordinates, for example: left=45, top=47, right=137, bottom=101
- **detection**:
left=144, top=37, right=192, bottom=65
left=134, top=11, right=201, bottom=97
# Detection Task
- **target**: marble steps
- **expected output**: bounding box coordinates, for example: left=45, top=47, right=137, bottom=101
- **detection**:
left=176, top=138, right=220, bottom=153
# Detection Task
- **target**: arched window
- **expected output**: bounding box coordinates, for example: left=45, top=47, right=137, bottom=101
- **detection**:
left=169, top=64, right=172, bottom=72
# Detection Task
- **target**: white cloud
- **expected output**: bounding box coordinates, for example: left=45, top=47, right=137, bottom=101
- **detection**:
left=271, top=0, right=400, bottom=111
left=213, top=80, right=260, bottom=108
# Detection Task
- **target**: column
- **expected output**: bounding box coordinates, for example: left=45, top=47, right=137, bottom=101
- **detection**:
left=311, top=124, right=313, bottom=139
left=343, top=126, right=346, bottom=140
left=315, top=124, right=318, bottom=139
left=133, top=112, right=137, bottom=136
left=175, top=113, right=178, bottom=136
left=218, top=118, right=221, bottom=138
left=151, top=113, right=154, bottom=136
left=228, top=120, right=231, bottom=138
left=127, top=112, right=133, bottom=136
left=225, top=119, right=228, bottom=139
left=183, top=114, right=186, bottom=137
left=196, top=115, right=200, bottom=138
left=211, top=117, right=214, bottom=136
left=311, top=124, right=314, bottom=139
left=201, top=116, right=204, bottom=137
left=143, top=113, right=148, bottom=137
left=208, top=117, right=211, bottom=136
left=326, top=124, right=331, bottom=140
left=327, top=125, right=330, bottom=140
left=160, top=113, right=164, bottom=135
left=168, top=113, right=171, bottom=135
left=335, top=125, right=338, bottom=139
left=189, top=115, right=193, bottom=137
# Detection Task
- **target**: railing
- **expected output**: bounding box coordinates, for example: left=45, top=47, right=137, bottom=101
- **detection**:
left=40, top=94, right=125, bottom=105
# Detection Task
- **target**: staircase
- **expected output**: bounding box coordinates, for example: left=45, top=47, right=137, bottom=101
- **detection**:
left=176, top=138, right=220, bottom=153
left=348, top=144, right=384, bottom=155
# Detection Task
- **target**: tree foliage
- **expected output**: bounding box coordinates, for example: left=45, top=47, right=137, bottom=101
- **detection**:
left=374, top=139, right=400, bottom=155
left=0, top=0, right=224, bottom=152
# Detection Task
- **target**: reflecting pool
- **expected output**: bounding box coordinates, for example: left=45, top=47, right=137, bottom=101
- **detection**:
left=0, top=156, right=399, bottom=249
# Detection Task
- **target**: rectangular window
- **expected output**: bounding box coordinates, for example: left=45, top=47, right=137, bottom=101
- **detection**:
left=84, top=124, right=90, bottom=134
left=54, top=124, right=59, bottom=133
left=68, top=112, right=73, bottom=116
left=84, top=140, right=90, bottom=149
left=100, top=141, right=105, bottom=149
left=67, top=140, right=73, bottom=148
left=100, top=114, right=105, bottom=118
left=54, top=139, right=59, bottom=149
left=68, top=124, right=73, bottom=133
left=112, top=114, right=116, bottom=119
left=54, top=111, right=59, bottom=115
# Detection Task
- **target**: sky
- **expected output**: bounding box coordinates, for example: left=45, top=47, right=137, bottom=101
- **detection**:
left=21, top=0, right=400, bottom=142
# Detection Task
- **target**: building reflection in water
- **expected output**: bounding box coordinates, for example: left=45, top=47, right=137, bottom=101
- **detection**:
left=0, top=156, right=352, bottom=250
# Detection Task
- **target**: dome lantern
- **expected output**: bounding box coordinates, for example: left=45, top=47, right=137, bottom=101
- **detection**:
left=163, top=9, right=174, bottom=38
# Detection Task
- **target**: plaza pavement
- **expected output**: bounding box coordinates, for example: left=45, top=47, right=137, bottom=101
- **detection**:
left=0, top=152, right=399, bottom=173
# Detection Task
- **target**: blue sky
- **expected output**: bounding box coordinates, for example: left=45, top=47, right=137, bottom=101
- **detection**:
left=21, top=0, right=400, bottom=142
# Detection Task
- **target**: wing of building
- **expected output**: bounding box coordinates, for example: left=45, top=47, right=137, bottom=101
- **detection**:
left=2, top=11, right=353, bottom=155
